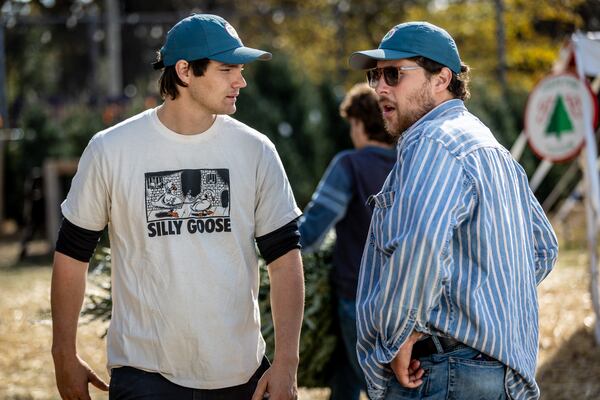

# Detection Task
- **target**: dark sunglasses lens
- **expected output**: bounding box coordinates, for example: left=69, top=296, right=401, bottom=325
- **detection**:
left=366, top=69, right=380, bottom=87
left=382, top=67, right=399, bottom=86
left=366, top=68, right=400, bottom=87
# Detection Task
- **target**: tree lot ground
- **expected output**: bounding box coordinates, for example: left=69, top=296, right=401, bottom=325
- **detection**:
left=1, top=208, right=599, bottom=400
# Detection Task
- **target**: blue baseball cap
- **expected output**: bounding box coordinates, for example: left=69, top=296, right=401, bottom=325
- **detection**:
left=153, top=14, right=271, bottom=69
left=349, top=22, right=461, bottom=74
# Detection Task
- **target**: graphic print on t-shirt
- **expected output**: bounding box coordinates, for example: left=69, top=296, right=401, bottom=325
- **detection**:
left=144, top=169, right=231, bottom=237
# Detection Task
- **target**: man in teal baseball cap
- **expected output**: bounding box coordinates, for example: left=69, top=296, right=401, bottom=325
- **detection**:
left=351, top=21, right=557, bottom=400
left=51, top=13, right=304, bottom=400
left=349, top=21, right=461, bottom=73
left=152, top=14, right=272, bottom=70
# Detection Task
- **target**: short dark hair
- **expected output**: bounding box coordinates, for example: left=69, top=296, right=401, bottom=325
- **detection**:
left=339, top=83, right=395, bottom=145
left=157, top=55, right=211, bottom=100
left=411, top=56, right=470, bottom=101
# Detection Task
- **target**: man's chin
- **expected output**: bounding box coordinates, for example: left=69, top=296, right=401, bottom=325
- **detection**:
left=217, top=106, right=237, bottom=115
left=384, top=120, right=402, bottom=138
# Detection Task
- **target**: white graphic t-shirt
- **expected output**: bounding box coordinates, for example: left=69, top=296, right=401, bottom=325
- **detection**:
left=62, top=108, right=301, bottom=389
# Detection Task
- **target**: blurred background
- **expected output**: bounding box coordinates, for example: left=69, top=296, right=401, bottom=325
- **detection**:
left=1, top=0, right=600, bottom=399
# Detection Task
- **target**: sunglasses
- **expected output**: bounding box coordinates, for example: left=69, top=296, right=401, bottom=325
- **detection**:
left=366, top=65, right=422, bottom=88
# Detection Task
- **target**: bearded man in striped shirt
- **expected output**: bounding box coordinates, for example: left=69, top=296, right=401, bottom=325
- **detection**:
left=349, top=22, right=558, bottom=400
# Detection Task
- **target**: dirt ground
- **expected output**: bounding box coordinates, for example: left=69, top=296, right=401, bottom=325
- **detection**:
left=2, top=211, right=600, bottom=399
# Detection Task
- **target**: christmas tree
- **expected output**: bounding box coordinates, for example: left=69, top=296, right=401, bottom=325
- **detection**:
left=545, top=95, right=573, bottom=139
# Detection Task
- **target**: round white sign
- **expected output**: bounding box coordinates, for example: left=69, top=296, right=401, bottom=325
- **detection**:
left=525, top=73, right=598, bottom=162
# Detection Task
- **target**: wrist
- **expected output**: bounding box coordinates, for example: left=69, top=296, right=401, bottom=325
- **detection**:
left=402, top=331, right=423, bottom=347
left=51, top=345, right=77, bottom=360
left=273, top=353, right=299, bottom=369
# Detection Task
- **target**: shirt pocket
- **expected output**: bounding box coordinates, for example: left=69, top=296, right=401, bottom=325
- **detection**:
left=370, top=190, right=396, bottom=256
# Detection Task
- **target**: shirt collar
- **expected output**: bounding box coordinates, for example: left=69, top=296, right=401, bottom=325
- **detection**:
left=400, top=98, right=466, bottom=142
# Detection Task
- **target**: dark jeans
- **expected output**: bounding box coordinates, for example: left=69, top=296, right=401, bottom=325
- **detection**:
left=329, top=297, right=367, bottom=400
left=109, top=357, right=270, bottom=400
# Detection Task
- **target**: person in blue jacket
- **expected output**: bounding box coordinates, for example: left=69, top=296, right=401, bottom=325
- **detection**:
left=299, top=83, right=396, bottom=400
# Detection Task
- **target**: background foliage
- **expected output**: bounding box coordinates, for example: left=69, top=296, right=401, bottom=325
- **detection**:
left=3, top=0, right=600, bottom=220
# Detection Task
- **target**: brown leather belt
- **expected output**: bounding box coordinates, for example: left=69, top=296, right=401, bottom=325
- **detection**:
left=411, top=335, right=466, bottom=359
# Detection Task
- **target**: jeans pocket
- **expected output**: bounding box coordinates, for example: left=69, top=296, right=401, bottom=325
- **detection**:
left=109, top=367, right=174, bottom=400
left=455, top=352, right=504, bottom=367
left=108, top=369, right=119, bottom=397
left=108, top=367, right=129, bottom=395
left=109, top=367, right=133, bottom=400
left=449, top=356, right=507, bottom=400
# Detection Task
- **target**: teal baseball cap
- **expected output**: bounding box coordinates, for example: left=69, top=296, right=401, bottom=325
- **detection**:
left=349, top=22, right=461, bottom=74
left=153, top=14, right=271, bottom=69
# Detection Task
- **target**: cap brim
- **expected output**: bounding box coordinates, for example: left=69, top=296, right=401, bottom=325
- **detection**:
left=349, top=49, right=419, bottom=69
left=210, top=47, right=272, bottom=64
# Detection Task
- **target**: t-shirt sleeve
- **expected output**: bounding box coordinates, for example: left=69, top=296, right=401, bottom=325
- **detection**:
left=61, top=136, right=110, bottom=231
left=254, top=141, right=302, bottom=238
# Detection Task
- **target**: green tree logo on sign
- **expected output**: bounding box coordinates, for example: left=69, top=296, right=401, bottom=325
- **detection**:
left=545, top=95, right=573, bottom=139
left=525, top=74, right=595, bottom=162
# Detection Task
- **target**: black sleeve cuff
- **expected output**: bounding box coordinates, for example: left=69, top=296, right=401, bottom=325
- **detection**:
left=55, top=217, right=105, bottom=262
left=255, top=219, right=301, bottom=265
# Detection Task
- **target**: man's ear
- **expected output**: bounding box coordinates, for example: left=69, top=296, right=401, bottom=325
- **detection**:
left=432, top=67, right=452, bottom=94
left=175, top=60, right=191, bottom=84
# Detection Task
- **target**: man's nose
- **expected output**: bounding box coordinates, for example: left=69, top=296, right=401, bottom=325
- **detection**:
left=375, top=78, right=391, bottom=96
left=233, top=74, right=247, bottom=89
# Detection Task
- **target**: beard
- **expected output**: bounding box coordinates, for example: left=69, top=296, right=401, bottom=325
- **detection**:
left=385, top=82, right=436, bottom=138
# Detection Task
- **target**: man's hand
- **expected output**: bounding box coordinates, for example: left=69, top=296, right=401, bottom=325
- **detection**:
left=51, top=252, right=105, bottom=399
left=53, top=353, right=108, bottom=400
left=253, top=249, right=303, bottom=399
left=251, top=359, right=298, bottom=400
left=390, top=331, right=425, bottom=389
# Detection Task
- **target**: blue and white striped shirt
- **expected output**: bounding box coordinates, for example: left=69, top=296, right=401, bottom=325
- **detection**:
left=356, top=99, right=558, bottom=400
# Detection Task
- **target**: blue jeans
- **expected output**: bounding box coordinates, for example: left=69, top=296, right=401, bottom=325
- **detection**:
left=329, top=297, right=367, bottom=400
left=109, top=357, right=270, bottom=400
left=384, top=345, right=507, bottom=400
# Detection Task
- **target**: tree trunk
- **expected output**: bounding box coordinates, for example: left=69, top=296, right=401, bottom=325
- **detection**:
left=105, top=0, right=122, bottom=99
left=493, top=0, right=508, bottom=97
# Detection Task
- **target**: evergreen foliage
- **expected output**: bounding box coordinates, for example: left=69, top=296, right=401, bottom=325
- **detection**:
left=235, top=55, right=349, bottom=206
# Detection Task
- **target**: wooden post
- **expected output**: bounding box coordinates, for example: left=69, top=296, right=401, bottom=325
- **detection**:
left=105, top=0, right=122, bottom=98
left=43, top=159, right=78, bottom=248
left=542, top=161, right=579, bottom=212
left=573, top=33, right=600, bottom=344
left=0, top=24, right=7, bottom=229
left=529, top=159, right=553, bottom=193
left=510, top=131, right=527, bottom=162
left=580, top=153, right=600, bottom=344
